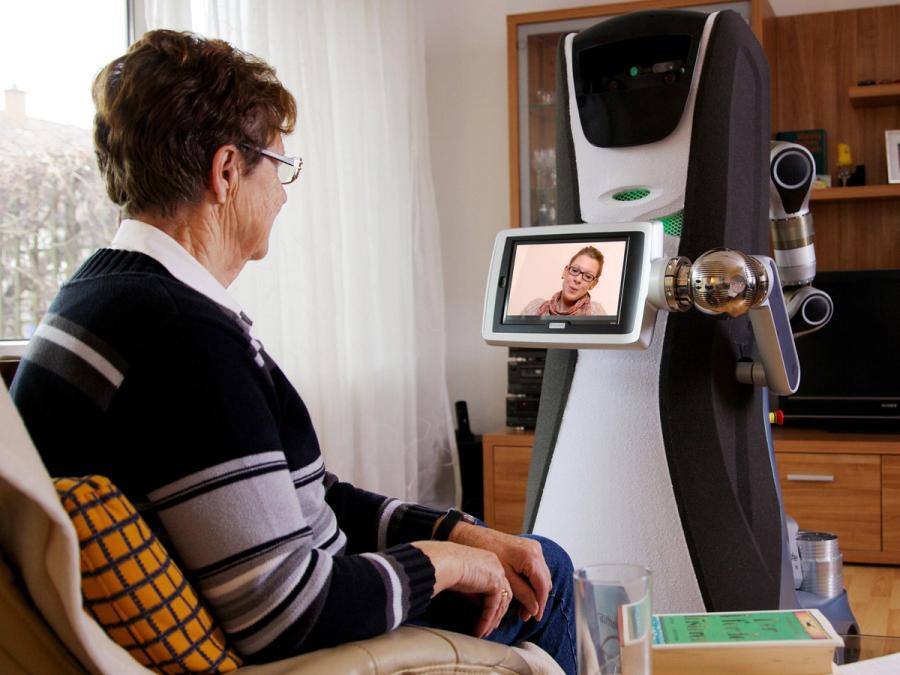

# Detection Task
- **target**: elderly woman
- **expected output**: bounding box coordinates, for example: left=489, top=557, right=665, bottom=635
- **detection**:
left=522, top=246, right=606, bottom=316
left=10, top=30, right=575, bottom=673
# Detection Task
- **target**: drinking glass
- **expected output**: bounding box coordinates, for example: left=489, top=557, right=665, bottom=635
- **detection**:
left=574, top=563, right=652, bottom=674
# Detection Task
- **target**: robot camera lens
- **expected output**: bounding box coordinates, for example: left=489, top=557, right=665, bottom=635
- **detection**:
left=662, top=71, right=678, bottom=85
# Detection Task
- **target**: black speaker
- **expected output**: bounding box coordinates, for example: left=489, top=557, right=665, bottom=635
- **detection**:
left=455, top=401, right=484, bottom=519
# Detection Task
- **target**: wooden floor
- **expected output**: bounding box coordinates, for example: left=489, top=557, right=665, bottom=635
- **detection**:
left=844, top=564, right=900, bottom=636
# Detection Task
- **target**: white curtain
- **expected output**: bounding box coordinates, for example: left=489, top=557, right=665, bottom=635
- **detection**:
left=137, top=0, right=459, bottom=508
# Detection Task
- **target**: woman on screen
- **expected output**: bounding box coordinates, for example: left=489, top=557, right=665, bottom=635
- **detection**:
left=522, top=246, right=606, bottom=316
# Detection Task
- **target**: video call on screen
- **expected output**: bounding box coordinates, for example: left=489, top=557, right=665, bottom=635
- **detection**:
left=504, top=239, right=627, bottom=321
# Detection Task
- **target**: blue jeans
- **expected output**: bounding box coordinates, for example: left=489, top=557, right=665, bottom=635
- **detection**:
left=408, top=534, right=576, bottom=675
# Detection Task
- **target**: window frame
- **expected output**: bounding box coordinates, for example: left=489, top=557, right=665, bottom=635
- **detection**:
left=0, top=341, right=27, bottom=358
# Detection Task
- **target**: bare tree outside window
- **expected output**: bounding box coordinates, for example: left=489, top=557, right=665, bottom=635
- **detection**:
left=0, top=1, right=127, bottom=341
left=0, top=96, right=119, bottom=339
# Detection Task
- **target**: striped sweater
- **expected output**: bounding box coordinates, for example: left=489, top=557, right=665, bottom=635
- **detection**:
left=11, top=248, right=442, bottom=661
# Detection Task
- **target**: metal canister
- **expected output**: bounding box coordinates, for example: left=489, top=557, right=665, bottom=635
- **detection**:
left=796, top=531, right=843, bottom=599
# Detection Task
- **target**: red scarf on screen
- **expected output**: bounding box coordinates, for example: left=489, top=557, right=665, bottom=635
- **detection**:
left=537, top=291, right=592, bottom=316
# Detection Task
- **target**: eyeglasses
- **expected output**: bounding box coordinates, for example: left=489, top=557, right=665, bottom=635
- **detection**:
left=566, top=264, right=597, bottom=283
left=246, top=145, right=303, bottom=185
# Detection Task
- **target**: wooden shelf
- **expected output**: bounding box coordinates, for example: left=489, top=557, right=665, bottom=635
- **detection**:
left=849, top=82, right=900, bottom=107
left=810, top=184, right=900, bottom=202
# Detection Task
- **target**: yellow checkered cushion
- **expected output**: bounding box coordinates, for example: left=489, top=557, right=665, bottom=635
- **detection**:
left=54, top=476, right=241, bottom=674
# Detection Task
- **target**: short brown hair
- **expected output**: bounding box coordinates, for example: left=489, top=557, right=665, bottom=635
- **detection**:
left=93, top=30, right=297, bottom=217
left=569, top=246, right=604, bottom=277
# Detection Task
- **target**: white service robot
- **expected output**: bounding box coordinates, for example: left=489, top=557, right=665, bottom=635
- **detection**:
left=482, top=9, right=854, bottom=633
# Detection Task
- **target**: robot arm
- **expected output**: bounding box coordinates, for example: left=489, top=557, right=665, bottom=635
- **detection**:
left=650, top=247, right=800, bottom=395
left=769, top=141, right=834, bottom=337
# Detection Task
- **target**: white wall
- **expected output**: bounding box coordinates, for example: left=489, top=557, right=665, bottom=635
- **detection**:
left=423, top=0, right=895, bottom=436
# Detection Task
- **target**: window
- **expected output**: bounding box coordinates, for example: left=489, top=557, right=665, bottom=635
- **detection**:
left=0, top=1, right=128, bottom=344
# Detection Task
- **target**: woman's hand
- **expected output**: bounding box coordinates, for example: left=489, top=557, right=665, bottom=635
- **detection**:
left=412, top=540, right=513, bottom=638
left=448, top=524, right=552, bottom=623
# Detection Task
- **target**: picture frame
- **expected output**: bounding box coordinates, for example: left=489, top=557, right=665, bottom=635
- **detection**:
left=887, top=130, right=900, bottom=184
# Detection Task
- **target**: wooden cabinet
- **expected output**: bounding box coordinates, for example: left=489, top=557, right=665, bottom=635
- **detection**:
left=776, top=451, right=881, bottom=552
left=774, top=428, right=900, bottom=564
left=482, top=432, right=533, bottom=534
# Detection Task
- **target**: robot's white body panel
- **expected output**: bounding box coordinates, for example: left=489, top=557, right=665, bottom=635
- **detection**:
left=533, top=236, right=705, bottom=613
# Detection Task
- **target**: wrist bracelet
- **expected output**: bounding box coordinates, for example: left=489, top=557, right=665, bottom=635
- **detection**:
left=433, top=508, right=475, bottom=540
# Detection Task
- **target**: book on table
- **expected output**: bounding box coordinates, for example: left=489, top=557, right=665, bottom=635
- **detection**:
left=651, top=608, right=842, bottom=675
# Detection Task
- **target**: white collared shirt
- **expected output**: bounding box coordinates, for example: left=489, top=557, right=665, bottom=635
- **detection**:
left=109, top=219, right=246, bottom=320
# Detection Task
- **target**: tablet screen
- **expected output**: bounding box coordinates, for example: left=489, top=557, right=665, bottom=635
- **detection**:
left=504, top=239, right=627, bottom=323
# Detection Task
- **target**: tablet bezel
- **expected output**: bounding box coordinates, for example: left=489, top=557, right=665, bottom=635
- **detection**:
left=482, top=222, right=663, bottom=349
